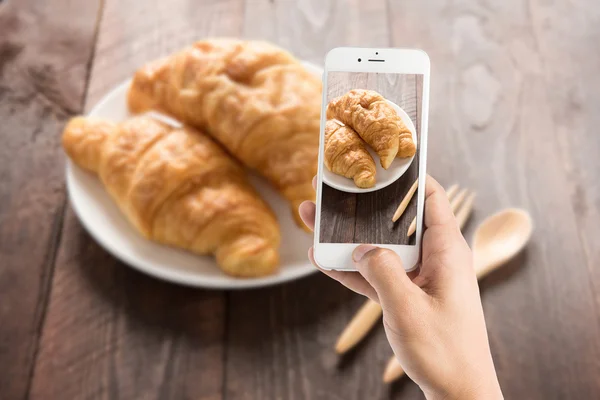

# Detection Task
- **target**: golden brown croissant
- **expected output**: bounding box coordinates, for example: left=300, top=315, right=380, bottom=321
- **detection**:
left=324, top=120, right=376, bottom=188
left=393, top=111, right=417, bottom=159
left=327, top=89, right=416, bottom=167
left=127, top=39, right=321, bottom=231
left=62, top=115, right=280, bottom=277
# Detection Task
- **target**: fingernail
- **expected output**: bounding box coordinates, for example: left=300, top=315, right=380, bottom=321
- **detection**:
left=352, top=245, right=378, bottom=262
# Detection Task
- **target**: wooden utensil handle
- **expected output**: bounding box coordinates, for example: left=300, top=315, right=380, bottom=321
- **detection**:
left=335, top=299, right=383, bottom=354
left=392, top=179, right=419, bottom=222
left=383, top=356, right=404, bottom=383
left=450, top=188, right=469, bottom=214
left=408, top=184, right=460, bottom=236
left=455, top=192, right=476, bottom=229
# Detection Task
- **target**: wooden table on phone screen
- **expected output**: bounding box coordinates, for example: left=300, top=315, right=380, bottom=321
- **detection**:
left=2, top=1, right=600, bottom=399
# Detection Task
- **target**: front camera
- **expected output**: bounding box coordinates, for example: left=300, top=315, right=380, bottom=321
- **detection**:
left=358, top=58, right=362, bottom=62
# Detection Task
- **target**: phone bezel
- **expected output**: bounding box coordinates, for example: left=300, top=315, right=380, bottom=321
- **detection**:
left=313, top=47, right=430, bottom=271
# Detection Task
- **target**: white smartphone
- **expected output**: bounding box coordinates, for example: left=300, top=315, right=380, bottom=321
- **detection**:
left=313, top=47, right=430, bottom=271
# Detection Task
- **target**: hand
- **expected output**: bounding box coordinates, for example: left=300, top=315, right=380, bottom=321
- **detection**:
left=299, top=176, right=503, bottom=400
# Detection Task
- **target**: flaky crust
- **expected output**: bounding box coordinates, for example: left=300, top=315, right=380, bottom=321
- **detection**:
left=324, top=120, right=376, bottom=188
left=327, top=89, right=416, bottom=168
left=127, top=39, right=321, bottom=230
left=62, top=116, right=281, bottom=277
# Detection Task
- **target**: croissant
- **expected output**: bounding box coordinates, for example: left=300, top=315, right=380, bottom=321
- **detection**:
left=127, top=39, right=321, bottom=231
left=62, top=115, right=280, bottom=277
left=324, top=120, right=376, bottom=188
left=393, top=111, right=417, bottom=159
left=327, top=89, right=416, bottom=167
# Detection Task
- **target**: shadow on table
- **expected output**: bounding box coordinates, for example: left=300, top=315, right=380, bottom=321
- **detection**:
left=479, top=249, right=530, bottom=288
left=75, top=225, right=352, bottom=341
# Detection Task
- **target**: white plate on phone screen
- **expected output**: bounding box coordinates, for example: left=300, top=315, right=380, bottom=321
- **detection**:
left=66, top=61, right=322, bottom=289
left=323, top=101, right=417, bottom=193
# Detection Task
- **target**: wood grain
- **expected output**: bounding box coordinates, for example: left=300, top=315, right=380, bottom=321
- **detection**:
left=224, top=1, right=402, bottom=400
left=27, top=1, right=245, bottom=399
left=30, top=213, right=226, bottom=399
left=1, top=0, right=599, bottom=399
left=320, top=72, right=421, bottom=245
left=388, top=0, right=600, bottom=398
left=85, top=0, right=245, bottom=106
left=0, top=0, right=101, bottom=398
left=527, top=0, right=600, bottom=358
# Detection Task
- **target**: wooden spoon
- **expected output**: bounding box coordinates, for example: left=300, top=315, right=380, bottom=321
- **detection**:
left=472, top=208, right=533, bottom=278
left=383, top=208, right=533, bottom=383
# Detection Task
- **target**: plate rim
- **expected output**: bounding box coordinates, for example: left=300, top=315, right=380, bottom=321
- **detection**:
left=65, top=60, right=323, bottom=290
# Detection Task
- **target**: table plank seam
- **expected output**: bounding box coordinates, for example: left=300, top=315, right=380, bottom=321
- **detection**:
left=81, top=0, right=106, bottom=112
left=23, top=200, right=67, bottom=400
left=24, top=2, right=106, bottom=396
left=221, top=291, right=231, bottom=400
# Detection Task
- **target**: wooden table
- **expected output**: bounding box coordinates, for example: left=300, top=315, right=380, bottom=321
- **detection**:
left=321, top=72, right=421, bottom=245
left=1, top=0, right=599, bottom=399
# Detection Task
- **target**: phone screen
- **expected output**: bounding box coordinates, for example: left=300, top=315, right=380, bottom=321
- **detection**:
left=319, top=71, right=424, bottom=246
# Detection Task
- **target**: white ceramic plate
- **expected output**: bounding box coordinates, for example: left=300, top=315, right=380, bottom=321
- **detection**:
left=323, top=101, right=417, bottom=193
left=65, top=61, right=323, bottom=289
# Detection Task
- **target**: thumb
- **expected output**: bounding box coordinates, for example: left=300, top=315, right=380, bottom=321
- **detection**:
left=352, top=245, right=417, bottom=307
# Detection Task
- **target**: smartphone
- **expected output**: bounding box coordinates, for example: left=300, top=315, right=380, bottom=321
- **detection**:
left=313, top=47, right=430, bottom=271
